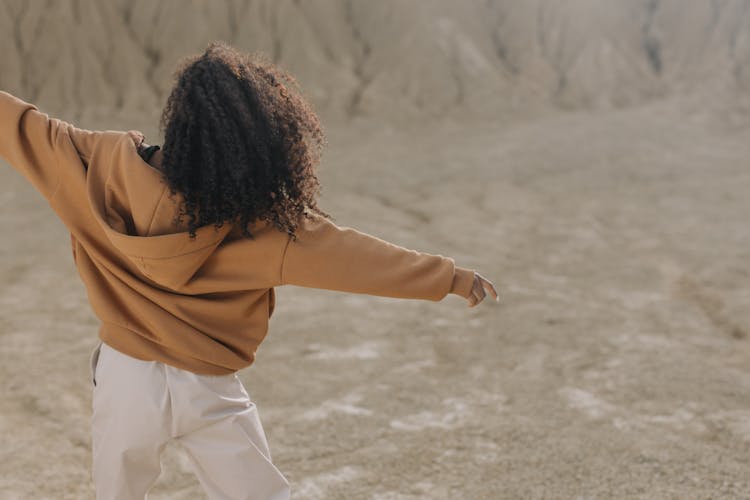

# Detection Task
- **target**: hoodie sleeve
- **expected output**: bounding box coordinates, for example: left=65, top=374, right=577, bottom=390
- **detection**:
left=0, top=90, right=101, bottom=199
left=279, top=212, right=476, bottom=301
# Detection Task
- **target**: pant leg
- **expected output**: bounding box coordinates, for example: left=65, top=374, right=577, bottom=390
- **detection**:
left=169, top=369, right=290, bottom=500
left=90, top=342, right=172, bottom=500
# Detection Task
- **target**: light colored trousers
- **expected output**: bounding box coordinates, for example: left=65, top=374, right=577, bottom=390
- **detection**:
left=88, top=341, right=291, bottom=500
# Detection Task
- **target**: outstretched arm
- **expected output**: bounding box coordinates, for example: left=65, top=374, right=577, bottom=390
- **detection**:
left=279, top=212, right=477, bottom=302
left=0, top=90, right=101, bottom=199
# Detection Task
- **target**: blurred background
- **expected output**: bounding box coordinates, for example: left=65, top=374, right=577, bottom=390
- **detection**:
left=1, top=1, right=749, bottom=498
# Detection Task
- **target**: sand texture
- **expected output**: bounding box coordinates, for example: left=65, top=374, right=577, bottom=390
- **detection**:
left=1, top=1, right=749, bottom=499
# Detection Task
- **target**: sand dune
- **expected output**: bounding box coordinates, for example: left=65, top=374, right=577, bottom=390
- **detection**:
left=1, top=0, right=749, bottom=123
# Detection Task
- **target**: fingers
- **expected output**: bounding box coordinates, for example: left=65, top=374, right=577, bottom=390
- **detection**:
left=475, top=281, right=487, bottom=302
left=477, top=272, right=500, bottom=302
left=466, top=272, right=499, bottom=307
left=467, top=274, right=485, bottom=307
left=126, top=130, right=145, bottom=149
left=467, top=277, right=478, bottom=307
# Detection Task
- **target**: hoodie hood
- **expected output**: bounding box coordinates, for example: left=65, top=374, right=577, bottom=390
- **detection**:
left=86, top=132, right=233, bottom=291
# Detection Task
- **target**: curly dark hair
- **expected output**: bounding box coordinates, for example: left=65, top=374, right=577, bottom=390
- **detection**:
left=157, top=41, right=331, bottom=240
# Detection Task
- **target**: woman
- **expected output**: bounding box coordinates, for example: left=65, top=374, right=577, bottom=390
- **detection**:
left=0, top=41, right=497, bottom=499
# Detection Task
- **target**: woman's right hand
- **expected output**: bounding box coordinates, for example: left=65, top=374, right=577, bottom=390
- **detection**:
left=467, top=272, right=499, bottom=307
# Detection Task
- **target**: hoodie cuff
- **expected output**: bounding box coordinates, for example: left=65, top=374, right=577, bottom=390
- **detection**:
left=450, top=266, right=475, bottom=298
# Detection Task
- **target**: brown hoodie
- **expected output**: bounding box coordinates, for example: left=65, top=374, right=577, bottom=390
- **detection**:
left=0, top=91, right=476, bottom=375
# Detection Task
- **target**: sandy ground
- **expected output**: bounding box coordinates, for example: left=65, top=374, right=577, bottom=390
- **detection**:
left=0, top=98, right=749, bottom=499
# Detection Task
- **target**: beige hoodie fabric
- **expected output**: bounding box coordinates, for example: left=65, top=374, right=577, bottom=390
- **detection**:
left=0, top=91, right=476, bottom=375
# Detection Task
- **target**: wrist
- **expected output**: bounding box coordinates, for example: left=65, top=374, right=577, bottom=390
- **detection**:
left=450, top=266, right=475, bottom=299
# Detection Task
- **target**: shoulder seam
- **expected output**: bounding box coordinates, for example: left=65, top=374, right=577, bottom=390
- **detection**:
left=48, top=121, right=67, bottom=201
left=279, top=232, right=292, bottom=285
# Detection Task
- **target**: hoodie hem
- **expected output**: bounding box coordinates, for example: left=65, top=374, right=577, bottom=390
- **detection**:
left=98, top=322, right=243, bottom=376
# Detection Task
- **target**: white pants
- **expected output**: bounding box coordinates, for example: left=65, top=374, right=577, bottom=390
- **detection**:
left=88, top=341, right=290, bottom=500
